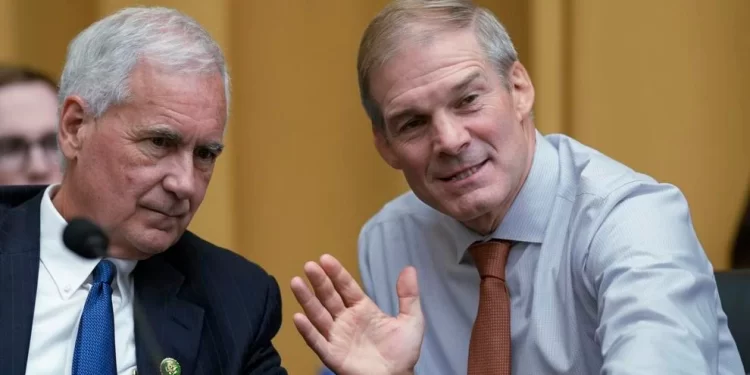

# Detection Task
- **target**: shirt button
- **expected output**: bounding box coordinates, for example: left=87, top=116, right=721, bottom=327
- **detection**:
left=63, top=284, right=71, bottom=293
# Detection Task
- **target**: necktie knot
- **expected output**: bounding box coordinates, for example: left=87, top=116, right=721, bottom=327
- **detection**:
left=93, top=260, right=116, bottom=285
left=469, top=240, right=511, bottom=280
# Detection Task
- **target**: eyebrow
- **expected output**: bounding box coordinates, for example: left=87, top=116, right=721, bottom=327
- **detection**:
left=200, top=142, right=224, bottom=154
left=140, top=124, right=225, bottom=152
left=140, top=125, right=183, bottom=143
left=385, top=71, right=484, bottom=126
left=450, top=71, right=482, bottom=96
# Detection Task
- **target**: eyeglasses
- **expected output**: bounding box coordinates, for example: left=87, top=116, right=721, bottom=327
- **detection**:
left=0, top=132, right=59, bottom=171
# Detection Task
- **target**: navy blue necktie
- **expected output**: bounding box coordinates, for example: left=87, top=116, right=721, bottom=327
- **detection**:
left=72, top=260, right=117, bottom=375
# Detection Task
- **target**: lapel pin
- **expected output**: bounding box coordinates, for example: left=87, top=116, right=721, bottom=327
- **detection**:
left=160, top=357, right=181, bottom=375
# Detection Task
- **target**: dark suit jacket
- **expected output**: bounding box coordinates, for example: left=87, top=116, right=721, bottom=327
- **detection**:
left=733, top=190, right=750, bottom=268
left=0, top=185, right=288, bottom=375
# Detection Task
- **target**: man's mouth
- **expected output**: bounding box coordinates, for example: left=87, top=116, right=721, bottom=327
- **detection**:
left=144, top=207, right=186, bottom=218
left=439, top=160, right=488, bottom=182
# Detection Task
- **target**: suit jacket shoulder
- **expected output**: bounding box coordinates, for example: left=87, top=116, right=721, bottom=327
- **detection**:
left=134, top=231, right=288, bottom=375
left=0, top=185, right=47, bottom=214
left=0, top=185, right=45, bottom=375
left=172, top=230, right=276, bottom=294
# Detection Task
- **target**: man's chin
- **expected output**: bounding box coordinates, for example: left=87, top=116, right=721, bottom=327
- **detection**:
left=132, top=227, right=183, bottom=255
left=440, top=196, right=501, bottom=228
left=434, top=188, right=485, bottom=214
left=446, top=207, right=486, bottom=224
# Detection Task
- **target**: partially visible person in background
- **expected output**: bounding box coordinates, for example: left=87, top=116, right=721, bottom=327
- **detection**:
left=0, top=65, right=61, bottom=185
left=733, top=189, right=750, bottom=268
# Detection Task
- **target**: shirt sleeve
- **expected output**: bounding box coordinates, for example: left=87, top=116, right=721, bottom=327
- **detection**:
left=584, top=182, right=744, bottom=375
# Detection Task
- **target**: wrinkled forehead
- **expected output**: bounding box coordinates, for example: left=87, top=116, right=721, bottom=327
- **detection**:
left=129, top=62, right=225, bottom=98
left=369, top=28, right=488, bottom=108
left=128, top=64, right=228, bottom=125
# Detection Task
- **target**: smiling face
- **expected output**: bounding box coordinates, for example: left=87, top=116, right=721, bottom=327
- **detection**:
left=55, top=61, right=227, bottom=259
left=370, top=27, right=536, bottom=234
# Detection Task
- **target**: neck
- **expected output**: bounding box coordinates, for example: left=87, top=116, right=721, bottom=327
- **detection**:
left=52, top=179, right=76, bottom=223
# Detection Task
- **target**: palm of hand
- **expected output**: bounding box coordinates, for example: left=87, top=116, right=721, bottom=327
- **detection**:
left=325, top=299, right=423, bottom=375
left=291, top=255, right=424, bottom=375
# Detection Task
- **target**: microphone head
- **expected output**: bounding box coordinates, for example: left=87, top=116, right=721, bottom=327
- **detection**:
left=62, top=217, right=109, bottom=259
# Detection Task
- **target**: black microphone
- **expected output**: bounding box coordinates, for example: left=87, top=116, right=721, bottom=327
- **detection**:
left=63, top=217, right=109, bottom=259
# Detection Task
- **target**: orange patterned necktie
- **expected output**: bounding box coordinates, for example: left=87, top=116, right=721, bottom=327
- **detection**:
left=467, top=240, right=513, bottom=375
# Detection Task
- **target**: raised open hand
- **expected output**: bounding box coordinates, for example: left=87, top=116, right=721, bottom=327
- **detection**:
left=290, top=254, right=424, bottom=375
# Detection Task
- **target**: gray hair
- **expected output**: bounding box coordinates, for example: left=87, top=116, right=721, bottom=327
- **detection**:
left=59, top=6, right=230, bottom=120
left=357, top=0, right=518, bottom=132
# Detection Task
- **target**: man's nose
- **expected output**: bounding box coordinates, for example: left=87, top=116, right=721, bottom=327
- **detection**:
left=432, top=113, right=471, bottom=156
left=163, top=155, right=197, bottom=200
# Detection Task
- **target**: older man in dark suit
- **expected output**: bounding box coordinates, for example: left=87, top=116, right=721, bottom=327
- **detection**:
left=0, top=6, right=286, bottom=375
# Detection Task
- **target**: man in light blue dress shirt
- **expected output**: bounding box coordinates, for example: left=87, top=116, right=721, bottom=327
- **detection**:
left=291, top=1, right=746, bottom=374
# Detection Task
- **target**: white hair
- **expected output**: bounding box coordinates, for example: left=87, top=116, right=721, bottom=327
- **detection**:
left=58, top=6, right=230, bottom=120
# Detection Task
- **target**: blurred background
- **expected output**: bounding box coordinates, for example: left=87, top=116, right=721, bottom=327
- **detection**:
left=1, top=0, right=748, bottom=373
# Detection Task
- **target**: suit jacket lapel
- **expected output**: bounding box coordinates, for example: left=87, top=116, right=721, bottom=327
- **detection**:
left=133, top=247, right=204, bottom=375
left=0, top=192, right=43, bottom=375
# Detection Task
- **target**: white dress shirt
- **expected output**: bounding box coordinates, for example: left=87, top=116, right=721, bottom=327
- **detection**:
left=359, top=131, right=745, bottom=374
left=25, top=185, right=138, bottom=375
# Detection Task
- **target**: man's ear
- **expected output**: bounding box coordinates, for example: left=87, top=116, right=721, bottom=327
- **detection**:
left=58, top=96, right=91, bottom=163
left=373, top=128, right=402, bottom=170
left=507, top=61, right=535, bottom=123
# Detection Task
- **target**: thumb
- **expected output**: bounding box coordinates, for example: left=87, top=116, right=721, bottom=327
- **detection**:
left=396, top=266, right=421, bottom=319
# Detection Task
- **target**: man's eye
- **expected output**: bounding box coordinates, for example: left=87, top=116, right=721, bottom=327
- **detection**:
left=195, top=148, right=217, bottom=162
left=401, top=118, right=426, bottom=131
left=0, top=138, right=27, bottom=154
left=40, top=133, right=58, bottom=151
left=150, top=137, right=168, bottom=147
left=460, top=95, right=478, bottom=107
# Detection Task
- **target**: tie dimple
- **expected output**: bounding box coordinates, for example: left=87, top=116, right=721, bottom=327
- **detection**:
left=93, top=259, right=116, bottom=284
